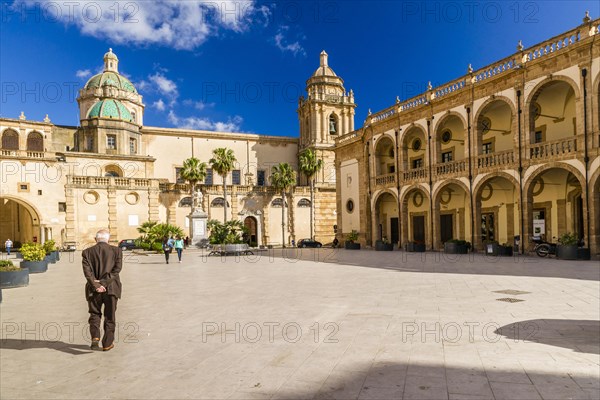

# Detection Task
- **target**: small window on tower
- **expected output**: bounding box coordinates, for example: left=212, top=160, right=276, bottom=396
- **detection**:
left=107, top=135, right=117, bottom=150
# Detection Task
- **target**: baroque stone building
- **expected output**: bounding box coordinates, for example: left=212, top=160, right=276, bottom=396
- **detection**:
left=334, top=15, right=600, bottom=256
left=0, top=49, right=352, bottom=248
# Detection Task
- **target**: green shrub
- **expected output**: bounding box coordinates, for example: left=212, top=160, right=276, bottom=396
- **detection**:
left=346, top=231, right=359, bottom=242
left=20, top=242, right=46, bottom=262
left=43, top=239, right=57, bottom=255
left=0, top=260, right=20, bottom=272
left=558, top=232, right=578, bottom=246
left=152, top=242, right=164, bottom=252
left=207, top=220, right=247, bottom=244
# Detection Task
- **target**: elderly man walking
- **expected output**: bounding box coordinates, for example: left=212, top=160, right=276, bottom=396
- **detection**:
left=82, top=229, right=122, bottom=351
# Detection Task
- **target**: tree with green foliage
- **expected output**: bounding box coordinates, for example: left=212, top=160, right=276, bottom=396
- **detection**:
left=207, top=219, right=248, bottom=245
left=209, top=148, right=237, bottom=222
left=136, top=222, right=184, bottom=252
left=270, top=162, right=297, bottom=247
left=299, top=148, right=324, bottom=240
left=180, top=157, right=208, bottom=214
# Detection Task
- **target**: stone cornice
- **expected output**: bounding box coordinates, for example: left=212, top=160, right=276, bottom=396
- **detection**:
left=141, top=126, right=299, bottom=144
left=61, top=151, right=155, bottom=162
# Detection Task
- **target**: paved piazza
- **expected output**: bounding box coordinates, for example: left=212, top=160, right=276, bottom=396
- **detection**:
left=1, top=249, right=599, bottom=400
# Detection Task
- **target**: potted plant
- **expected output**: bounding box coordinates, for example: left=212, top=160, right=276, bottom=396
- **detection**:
left=0, top=260, right=29, bottom=289
left=557, top=232, right=578, bottom=260
left=406, top=241, right=426, bottom=252
left=19, top=243, right=48, bottom=273
left=345, top=231, right=360, bottom=250
left=375, top=237, right=393, bottom=251
left=43, top=240, right=58, bottom=263
left=444, top=239, right=469, bottom=254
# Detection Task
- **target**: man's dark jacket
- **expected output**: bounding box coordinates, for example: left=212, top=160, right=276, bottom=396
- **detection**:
left=82, top=242, right=122, bottom=299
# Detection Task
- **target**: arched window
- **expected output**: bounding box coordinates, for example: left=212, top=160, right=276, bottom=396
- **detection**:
left=329, top=114, right=338, bottom=135
left=104, top=164, right=123, bottom=177
left=211, top=197, right=229, bottom=207
left=271, top=198, right=287, bottom=208
left=26, top=131, right=43, bottom=152
left=179, top=197, right=192, bottom=207
left=1, top=129, right=19, bottom=150
left=297, top=199, right=311, bottom=208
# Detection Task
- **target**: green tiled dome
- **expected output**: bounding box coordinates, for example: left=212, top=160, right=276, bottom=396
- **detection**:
left=87, top=99, right=134, bottom=122
left=85, top=71, right=137, bottom=93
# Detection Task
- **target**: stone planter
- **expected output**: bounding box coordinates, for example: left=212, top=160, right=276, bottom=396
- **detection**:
left=577, top=247, right=591, bottom=260
left=345, top=242, right=361, bottom=250
left=15, top=252, right=23, bottom=259
left=0, top=268, right=29, bottom=288
left=444, top=242, right=468, bottom=254
left=406, top=242, right=426, bottom=252
left=20, top=260, right=48, bottom=274
left=220, top=244, right=250, bottom=254
left=498, top=246, right=513, bottom=257
left=375, top=241, right=394, bottom=251
left=556, top=245, right=578, bottom=260
left=54, top=251, right=60, bottom=261
left=45, top=253, right=57, bottom=264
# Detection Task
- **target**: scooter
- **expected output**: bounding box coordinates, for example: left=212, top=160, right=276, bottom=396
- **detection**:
left=531, top=236, right=556, bottom=257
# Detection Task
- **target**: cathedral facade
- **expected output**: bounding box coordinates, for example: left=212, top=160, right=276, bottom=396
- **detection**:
left=1, top=49, right=352, bottom=248
left=334, top=15, right=600, bottom=256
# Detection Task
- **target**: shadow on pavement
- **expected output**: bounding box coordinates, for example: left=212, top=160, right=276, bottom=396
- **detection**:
left=0, top=339, right=93, bottom=355
left=263, top=248, right=600, bottom=281
left=495, top=319, right=600, bottom=355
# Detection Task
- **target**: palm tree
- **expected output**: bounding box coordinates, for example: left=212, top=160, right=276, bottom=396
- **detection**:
left=270, top=162, right=297, bottom=247
left=180, top=157, right=207, bottom=214
left=299, top=148, right=323, bottom=240
left=209, top=148, right=236, bottom=222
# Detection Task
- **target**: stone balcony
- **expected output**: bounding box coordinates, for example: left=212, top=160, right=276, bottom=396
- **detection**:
left=402, top=167, right=429, bottom=185
left=67, top=175, right=159, bottom=189
left=435, top=159, right=467, bottom=177
left=476, top=150, right=516, bottom=171
left=0, top=149, right=54, bottom=161
left=528, top=136, right=577, bottom=160
left=373, top=173, right=396, bottom=189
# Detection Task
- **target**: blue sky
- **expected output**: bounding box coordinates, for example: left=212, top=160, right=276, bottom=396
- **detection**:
left=1, top=1, right=598, bottom=136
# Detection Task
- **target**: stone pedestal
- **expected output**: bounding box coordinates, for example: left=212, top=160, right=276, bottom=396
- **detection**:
left=189, top=210, right=209, bottom=247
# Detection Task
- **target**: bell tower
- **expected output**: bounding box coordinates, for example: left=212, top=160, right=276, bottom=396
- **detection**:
left=297, top=51, right=356, bottom=184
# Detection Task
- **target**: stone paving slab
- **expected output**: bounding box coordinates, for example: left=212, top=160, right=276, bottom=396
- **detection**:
left=0, top=249, right=598, bottom=399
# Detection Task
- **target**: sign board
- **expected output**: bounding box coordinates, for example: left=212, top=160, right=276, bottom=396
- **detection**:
left=193, top=220, right=205, bottom=236
left=533, top=219, right=545, bottom=236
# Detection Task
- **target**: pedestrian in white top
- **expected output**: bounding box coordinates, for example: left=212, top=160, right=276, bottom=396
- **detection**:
left=5, top=239, right=13, bottom=256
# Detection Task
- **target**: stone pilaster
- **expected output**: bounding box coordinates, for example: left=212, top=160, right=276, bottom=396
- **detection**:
left=231, top=186, right=238, bottom=219
left=107, top=187, right=118, bottom=241
left=262, top=197, right=270, bottom=245
left=557, top=199, right=566, bottom=236
left=506, top=203, right=515, bottom=242
left=148, top=181, right=160, bottom=222
left=65, top=187, right=76, bottom=242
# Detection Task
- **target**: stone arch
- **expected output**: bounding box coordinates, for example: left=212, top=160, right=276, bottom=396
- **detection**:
left=473, top=171, right=519, bottom=198
left=525, top=75, right=581, bottom=108
left=400, top=185, right=431, bottom=249
left=432, top=110, right=468, bottom=135
left=592, top=71, right=600, bottom=148
left=373, top=135, right=396, bottom=175
left=26, top=131, right=43, bottom=152
left=523, top=162, right=587, bottom=247
left=400, top=124, right=428, bottom=170
left=432, top=178, right=470, bottom=204
left=372, top=189, right=399, bottom=244
left=433, top=111, right=468, bottom=163
left=473, top=172, right=520, bottom=250
left=1, top=128, right=19, bottom=150
left=328, top=112, right=339, bottom=135
left=432, top=178, right=471, bottom=249
left=473, top=96, right=516, bottom=155
left=0, top=195, right=43, bottom=244
left=589, top=166, right=600, bottom=256
left=104, top=164, right=124, bottom=177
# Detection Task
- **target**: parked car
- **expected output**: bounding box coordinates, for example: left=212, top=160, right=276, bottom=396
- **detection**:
left=297, top=239, right=322, bottom=248
left=118, top=239, right=138, bottom=251
left=62, top=241, right=77, bottom=252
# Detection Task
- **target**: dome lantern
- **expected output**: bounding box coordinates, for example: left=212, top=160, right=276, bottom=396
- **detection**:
left=103, top=48, right=119, bottom=73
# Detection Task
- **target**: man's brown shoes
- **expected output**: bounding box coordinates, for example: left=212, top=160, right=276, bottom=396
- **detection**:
left=103, top=344, right=115, bottom=352
left=90, top=338, right=101, bottom=350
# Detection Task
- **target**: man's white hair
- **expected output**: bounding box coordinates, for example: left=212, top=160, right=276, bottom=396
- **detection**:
left=95, top=230, right=110, bottom=243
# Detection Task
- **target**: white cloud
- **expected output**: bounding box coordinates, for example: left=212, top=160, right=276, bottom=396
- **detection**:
left=148, top=72, right=178, bottom=97
left=182, top=100, right=215, bottom=110
left=168, top=110, right=243, bottom=132
left=152, top=99, right=166, bottom=111
left=76, top=69, right=92, bottom=79
left=274, top=26, right=306, bottom=56
left=16, top=0, right=262, bottom=50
